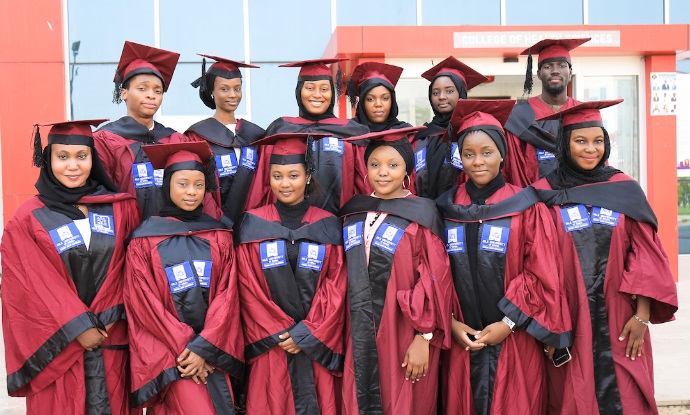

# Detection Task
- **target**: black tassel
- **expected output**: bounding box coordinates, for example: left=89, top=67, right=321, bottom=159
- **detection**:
left=205, top=154, right=219, bottom=192
left=190, top=77, right=202, bottom=88
left=199, top=58, right=208, bottom=93
left=523, top=49, right=533, bottom=96
left=335, top=62, right=343, bottom=99
left=305, top=134, right=316, bottom=176
left=32, top=124, right=45, bottom=168
left=112, top=70, right=122, bottom=104
left=346, top=77, right=358, bottom=108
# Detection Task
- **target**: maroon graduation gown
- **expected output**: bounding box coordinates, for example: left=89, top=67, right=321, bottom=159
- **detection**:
left=1, top=192, right=141, bottom=415
left=124, top=216, right=244, bottom=414
left=245, top=116, right=369, bottom=214
left=235, top=205, right=347, bottom=415
left=533, top=174, right=678, bottom=415
left=185, top=117, right=265, bottom=225
left=94, top=116, right=222, bottom=220
left=503, top=97, right=580, bottom=187
left=436, top=183, right=572, bottom=415
left=340, top=195, right=454, bottom=415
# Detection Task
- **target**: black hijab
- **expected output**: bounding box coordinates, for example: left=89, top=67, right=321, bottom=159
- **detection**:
left=35, top=143, right=119, bottom=220
left=546, top=123, right=621, bottom=190
left=363, top=138, right=415, bottom=176
left=296, top=79, right=337, bottom=121
left=427, top=73, right=468, bottom=130
left=354, top=80, right=410, bottom=132
left=158, top=159, right=216, bottom=222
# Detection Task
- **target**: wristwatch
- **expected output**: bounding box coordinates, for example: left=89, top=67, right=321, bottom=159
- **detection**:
left=416, top=331, right=433, bottom=342
left=502, top=316, right=516, bottom=332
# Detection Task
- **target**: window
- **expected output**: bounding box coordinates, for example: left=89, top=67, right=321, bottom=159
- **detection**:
left=670, top=0, right=690, bottom=23
left=69, top=63, right=123, bottom=121
left=248, top=63, right=301, bottom=128
left=506, top=0, right=583, bottom=25
left=422, top=0, right=500, bottom=25
left=589, top=0, right=663, bottom=24
left=337, top=0, right=416, bottom=26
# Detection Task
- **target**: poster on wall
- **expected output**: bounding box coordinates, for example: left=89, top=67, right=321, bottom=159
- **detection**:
left=650, top=72, right=677, bottom=116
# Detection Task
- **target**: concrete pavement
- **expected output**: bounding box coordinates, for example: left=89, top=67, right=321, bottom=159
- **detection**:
left=1, top=264, right=689, bottom=414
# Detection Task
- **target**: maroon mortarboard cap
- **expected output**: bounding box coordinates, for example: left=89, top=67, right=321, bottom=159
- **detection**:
left=448, top=100, right=515, bottom=137
left=142, top=141, right=213, bottom=173
left=350, top=62, right=404, bottom=92
left=32, top=119, right=108, bottom=167
left=340, top=126, right=426, bottom=143
left=280, top=58, right=349, bottom=80
left=114, top=41, right=180, bottom=91
left=198, top=53, right=259, bottom=80
left=521, top=38, right=590, bottom=67
left=252, top=132, right=330, bottom=168
left=536, top=99, right=623, bottom=129
left=421, top=56, right=489, bottom=91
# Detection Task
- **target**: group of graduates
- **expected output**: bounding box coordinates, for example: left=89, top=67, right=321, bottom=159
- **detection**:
left=0, top=36, right=679, bottom=415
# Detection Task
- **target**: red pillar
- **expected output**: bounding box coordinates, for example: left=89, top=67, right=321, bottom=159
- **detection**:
left=0, top=0, right=66, bottom=225
left=645, top=54, right=678, bottom=280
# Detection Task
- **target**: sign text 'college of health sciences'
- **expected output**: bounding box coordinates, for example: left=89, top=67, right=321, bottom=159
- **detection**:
left=453, top=30, right=620, bottom=49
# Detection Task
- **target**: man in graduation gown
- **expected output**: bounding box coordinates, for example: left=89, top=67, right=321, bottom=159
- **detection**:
left=410, top=56, right=489, bottom=199
left=503, top=38, right=589, bottom=187
left=246, top=58, right=369, bottom=214
left=186, top=54, right=266, bottom=225
left=94, top=41, right=211, bottom=219
left=235, top=132, right=348, bottom=414
left=532, top=101, right=678, bottom=414
left=124, top=142, right=244, bottom=414
left=2, top=120, right=142, bottom=414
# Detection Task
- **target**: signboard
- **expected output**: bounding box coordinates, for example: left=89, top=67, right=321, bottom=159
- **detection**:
left=454, top=30, right=620, bottom=49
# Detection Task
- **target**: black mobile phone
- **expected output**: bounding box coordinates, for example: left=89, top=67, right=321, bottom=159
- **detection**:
left=552, top=347, right=572, bottom=367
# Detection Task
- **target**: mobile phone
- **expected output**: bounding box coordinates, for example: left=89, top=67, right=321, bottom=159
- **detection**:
left=552, top=347, right=572, bottom=367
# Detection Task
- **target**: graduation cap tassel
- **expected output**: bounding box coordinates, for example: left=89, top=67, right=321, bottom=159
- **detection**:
left=205, top=154, right=219, bottom=192
left=523, top=49, right=533, bottom=96
left=199, top=58, right=208, bottom=93
left=346, top=77, right=358, bottom=108
left=335, top=63, right=343, bottom=100
left=305, top=134, right=316, bottom=177
left=32, top=124, right=45, bottom=168
left=112, top=70, right=123, bottom=104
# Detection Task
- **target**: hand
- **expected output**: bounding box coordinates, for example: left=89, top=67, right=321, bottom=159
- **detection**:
left=76, top=327, right=107, bottom=351
left=104, top=322, right=115, bottom=332
left=278, top=333, right=302, bottom=354
left=177, top=348, right=208, bottom=384
left=544, top=344, right=556, bottom=360
left=401, top=335, right=430, bottom=383
left=451, top=318, right=484, bottom=351
left=618, top=316, right=648, bottom=360
left=474, top=321, right=512, bottom=346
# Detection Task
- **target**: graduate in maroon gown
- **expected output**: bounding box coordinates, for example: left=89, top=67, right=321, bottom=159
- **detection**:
left=93, top=41, right=200, bottom=219
left=1, top=120, right=141, bottom=415
left=235, top=132, right=347, bottom=414
left=246, top=58, right=369, bottom=214
left=436, top=100, right=572, bottom=415
left=532, top=100, right=678, bottom=414
left=346, top=62, right=412, bottom=195
left=503, top=38, right=589, bottom=187
left=124, top=142, right=243, bottom=414
left=410, top=57, right=489, bottom=199
left=186, top=54, right=265, bottom=224
left=339, top=126, right=455, bottom=415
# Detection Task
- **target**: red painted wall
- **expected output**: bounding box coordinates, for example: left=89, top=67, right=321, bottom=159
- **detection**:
left=0, top=0, right=66, bottom=225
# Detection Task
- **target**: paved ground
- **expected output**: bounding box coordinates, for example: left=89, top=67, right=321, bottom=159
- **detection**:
left=1, top=265, right=689, bottom=414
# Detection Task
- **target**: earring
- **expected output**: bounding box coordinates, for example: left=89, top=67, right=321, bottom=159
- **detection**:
left=364, top=174, right=369, bottom=189
left=403, top=175, right=410, bottom=190
left=211, top=94, right=215, bottom=99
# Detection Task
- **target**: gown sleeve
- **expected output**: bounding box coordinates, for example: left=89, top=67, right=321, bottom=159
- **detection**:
left=396, top=225, right=455, bottom=350
left=619, top=219, right=678, bottom=323
left=498, top=202, right=573, bottom=348
left=288, top=244, right=348, bottom=372
left=1, top=213, right=100, bottom=396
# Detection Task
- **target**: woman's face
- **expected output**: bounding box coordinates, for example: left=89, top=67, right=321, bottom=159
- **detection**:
left=213, top=76, right=242, bottom=114
left=51, top=144, right=92, bottom=188
left=363, top=85, right=392, bottom=124
left=569, top=126, right=605, bottom=171
left=461, top=131, right=502, bottom=188
left=367, top=145, right=408, bottom=199
left=270, top=163, right=309, bottom=206
left=430, top=76, right=460, bottom=115
left=169, top=170, right=205, bottom=211
left=301, top=80, right=332, bottom=115
left=121, top=74, right=164, bottom=120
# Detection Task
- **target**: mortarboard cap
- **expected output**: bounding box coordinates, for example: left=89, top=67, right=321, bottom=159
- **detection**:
left=448, top=99, right=515, bottom=137
left=198, top=53, right=259, bottom=80
left=536, top=99, right=623, bottom=129
left=421, top=56, right=489, bottom=91
left=252, top=132, right=330, bottom=172
left=113, top=41, right=180, bottom=104
left=32, top=119, right=108, bottom=167
left=280, top=58, right=349, bottom=80
left=340, top=126, right=426, bottom=143
left=142, top=141, right=213, bottom=172
left=347, top=62, right=403, bottom=106
left=342, top=126, right=425, bottom=176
